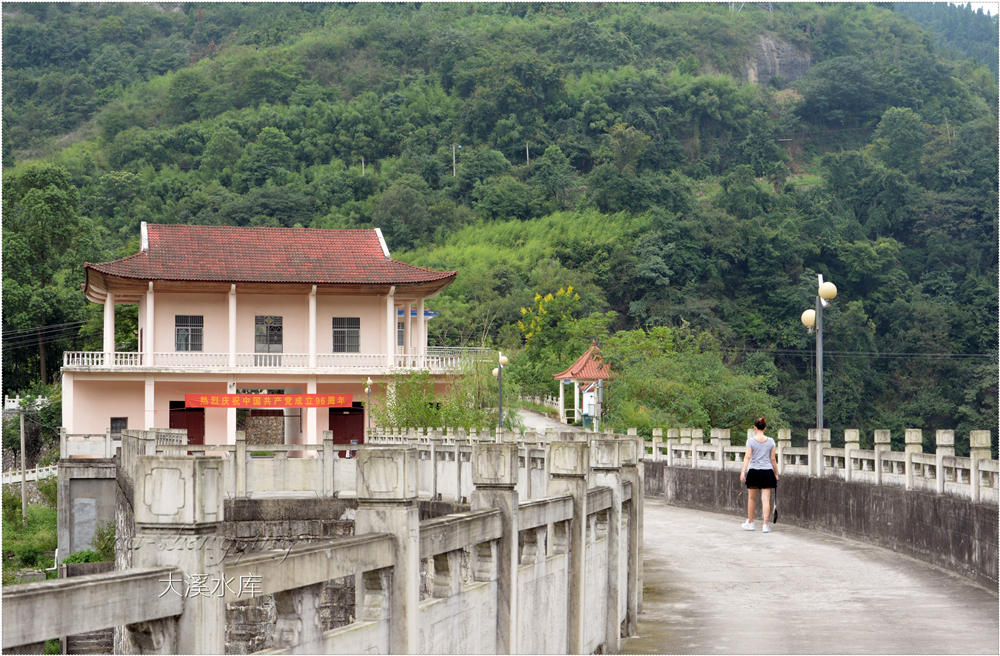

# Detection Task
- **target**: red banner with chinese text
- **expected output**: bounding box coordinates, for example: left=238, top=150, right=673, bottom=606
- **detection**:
left=185, top=393, right=353, bottom=409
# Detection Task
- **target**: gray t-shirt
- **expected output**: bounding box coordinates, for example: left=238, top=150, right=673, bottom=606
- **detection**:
left=747, top=436, right=775, bottom=470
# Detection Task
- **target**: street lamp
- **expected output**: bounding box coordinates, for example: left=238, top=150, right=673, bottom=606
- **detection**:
left=801, top=274, right=837, bottom=433
left=492, top=352, right=509, bottom=433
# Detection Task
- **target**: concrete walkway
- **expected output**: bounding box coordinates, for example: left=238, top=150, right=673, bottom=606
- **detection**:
left=516, top=408, right=587, bottom=433
left=624, top=500, right=999, bottom=654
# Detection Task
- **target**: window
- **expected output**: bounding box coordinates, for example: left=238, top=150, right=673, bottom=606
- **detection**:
left=333, top=317, right=360, bottom=353
left=175, top=316, right=204, bottom=352
left=255, top=316, right=283, bottom=353
left=110, top=417, right=128, bottom=434
left=397, top=321, right=405, bottom=348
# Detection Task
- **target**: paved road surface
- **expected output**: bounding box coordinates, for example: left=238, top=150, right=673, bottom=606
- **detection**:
left=624, top=500, right=999, bottom=654
left=516, top=408, right=587, bottom=433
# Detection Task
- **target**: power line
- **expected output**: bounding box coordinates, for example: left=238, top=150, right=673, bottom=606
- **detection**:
left=721, top=347, right=995, bottom=361
left=3, top=321, right=88, bottom=338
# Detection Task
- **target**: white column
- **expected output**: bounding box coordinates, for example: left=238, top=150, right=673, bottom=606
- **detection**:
left=573, top=381, right=580, bottom=423
left=308, top=285, right=317, bottom=368
left=405, top=301, right=413, bottom=362
left=103, top=292, right=115, bottom=358
left=559, top=380, right=566, bottom=424
left=417, top=298, right=426, bottom=358
left=62, top=372, right=74, bottom=433
left=144, top=375, right=155, bottom=430
left=228, top=285, right=237, bottom=367
left=386, top=287, right=396, bottom=368
left=145, top=282, right=155, bottom=364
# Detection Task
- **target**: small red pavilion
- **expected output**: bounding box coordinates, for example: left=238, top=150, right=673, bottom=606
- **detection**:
left=552, top=342, right=611, bottom=429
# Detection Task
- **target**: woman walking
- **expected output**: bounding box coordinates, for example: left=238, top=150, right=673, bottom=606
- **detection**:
left=740, top=416, right=778, bottom=532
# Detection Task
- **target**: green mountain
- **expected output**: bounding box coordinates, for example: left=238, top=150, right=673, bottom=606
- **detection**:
left=3, top=3, right=996, bottom=453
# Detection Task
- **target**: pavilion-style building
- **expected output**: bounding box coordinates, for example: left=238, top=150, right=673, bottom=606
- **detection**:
left=552, top=342, right=610, bottom=429
left=61, top=222, right=461, bottom=449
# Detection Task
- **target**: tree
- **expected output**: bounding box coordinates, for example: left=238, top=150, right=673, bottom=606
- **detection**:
left=599, top=123, right=651, bottom=174
left=870, top=107, right=928, bottom=175
left=600, top=327, right=783, bottom=438
left=472, top=175, right=542, bottom=222
left=740, top=110, right=786, bottom=178
left=2, top=165, right=88, bottom=388
left=236, top=127, right=294, bottom=188
left=371, top=181, right=431, bottom=251
left=200, top=127, right=245, bottom=173
left=533, top=145, right=574, bottom=202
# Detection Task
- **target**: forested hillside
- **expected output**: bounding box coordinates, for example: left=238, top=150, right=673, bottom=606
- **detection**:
left=3, top=2, right=996, bottom=455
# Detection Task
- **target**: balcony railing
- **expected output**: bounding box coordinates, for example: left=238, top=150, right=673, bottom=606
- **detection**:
left=63, top=348, right=491, bottom=371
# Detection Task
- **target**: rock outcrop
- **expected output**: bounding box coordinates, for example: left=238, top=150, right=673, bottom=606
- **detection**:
left=745, top=35, right=812, bottom=87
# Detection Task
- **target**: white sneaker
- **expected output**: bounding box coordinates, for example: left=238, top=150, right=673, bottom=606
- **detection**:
left=762, top=524, right=770, bottom=533
left=741, top=521, right=755, bottom=531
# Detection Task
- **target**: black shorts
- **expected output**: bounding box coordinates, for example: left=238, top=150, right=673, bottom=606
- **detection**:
left=745, top=468, right=777, bottom=489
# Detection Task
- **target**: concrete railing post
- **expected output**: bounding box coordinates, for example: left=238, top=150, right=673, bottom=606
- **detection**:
left=547, top=440, right=589, bottom=654
left=355, top=446, right=419, bottom=654
left=429, top=436, right=440, bottom=500
left=105, top=428, right=113, bottom=459
left=590, top=439, right=623, bottom=653
left=777, top=429, right=791, bottom=472
left=651, top=428, right=663, bottom=462
left=666, top=429, right=679, bottom=466
left=844, top=429, right=860, bottom=482
left=273, top=583, right=324, bottom=653
left=60, top=427, right=67, bottom=460
left=969, top=430, right=991, bottom=503
left=679, top=428, right=692, bottom=467
left=691, top=429, right=703, bottom=469
left=471, top=443, right=519, bottom=654
left=904, top=429, right=922, bottom=490
left=935, top=430, right=954, bottom=495
left=807, top=429, right=820, bottom=477
left=130, top=456, right=226, bottom=654
left=820, top=429, right=831, bottom=477
left=322, top=431, right=334, bottom=498
left=710, top=429, right=730, bottom=470
left=235, top=430, right=246, bottom=499
left=620, top=432, right=641, bottom=636
left=874, top=430, right=891, bottom=486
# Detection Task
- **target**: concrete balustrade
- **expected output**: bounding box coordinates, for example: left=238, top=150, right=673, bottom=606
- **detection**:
left=10, top=428, right=642, bottom=654
left=643, top=427, right=997, bottom=504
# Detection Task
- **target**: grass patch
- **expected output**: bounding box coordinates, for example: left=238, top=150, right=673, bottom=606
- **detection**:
left=2, top=500, right=58, bottom=578
left=519, top=400, right=557, bottom=416
left=250, top=451, right=275, bottom=457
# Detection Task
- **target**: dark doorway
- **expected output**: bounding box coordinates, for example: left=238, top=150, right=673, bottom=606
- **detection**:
left=169, top=401, right=205, bottom=446
left=329, top=403, right=365, bottom=458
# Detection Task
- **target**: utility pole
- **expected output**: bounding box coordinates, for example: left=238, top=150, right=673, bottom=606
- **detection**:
left=452, top=144, right=461, bottom=176
left=526, top=143, right=530, bottom=166
left=20, top=408, right=26, bottom=523
left=362, top=156, right=365, bottom=176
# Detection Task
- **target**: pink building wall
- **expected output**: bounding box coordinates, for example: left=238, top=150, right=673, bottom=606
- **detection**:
left=153, top=293, right=230, bottom=353
left=70, top=379, right=144, bottom=435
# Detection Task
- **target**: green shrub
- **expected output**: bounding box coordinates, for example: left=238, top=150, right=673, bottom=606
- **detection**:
left=2, top=486, right=21, bottom=525
left=36, top=476, right=57, bottom=507
left=3, top=504, right=58, bottom=571
left=61, top=549, right=102, bottom=564
left=14, top=544, right=41, bottom=567
left=91, top=519, right=116, bottom=562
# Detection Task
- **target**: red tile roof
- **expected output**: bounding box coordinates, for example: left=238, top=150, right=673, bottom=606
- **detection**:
left=86, top=224, right=457, bottom=286
left=553, top=342, right=611, bottom=381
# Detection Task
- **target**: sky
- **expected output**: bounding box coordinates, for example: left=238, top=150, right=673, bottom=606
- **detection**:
left=952, top=1, right=998, bottom=15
